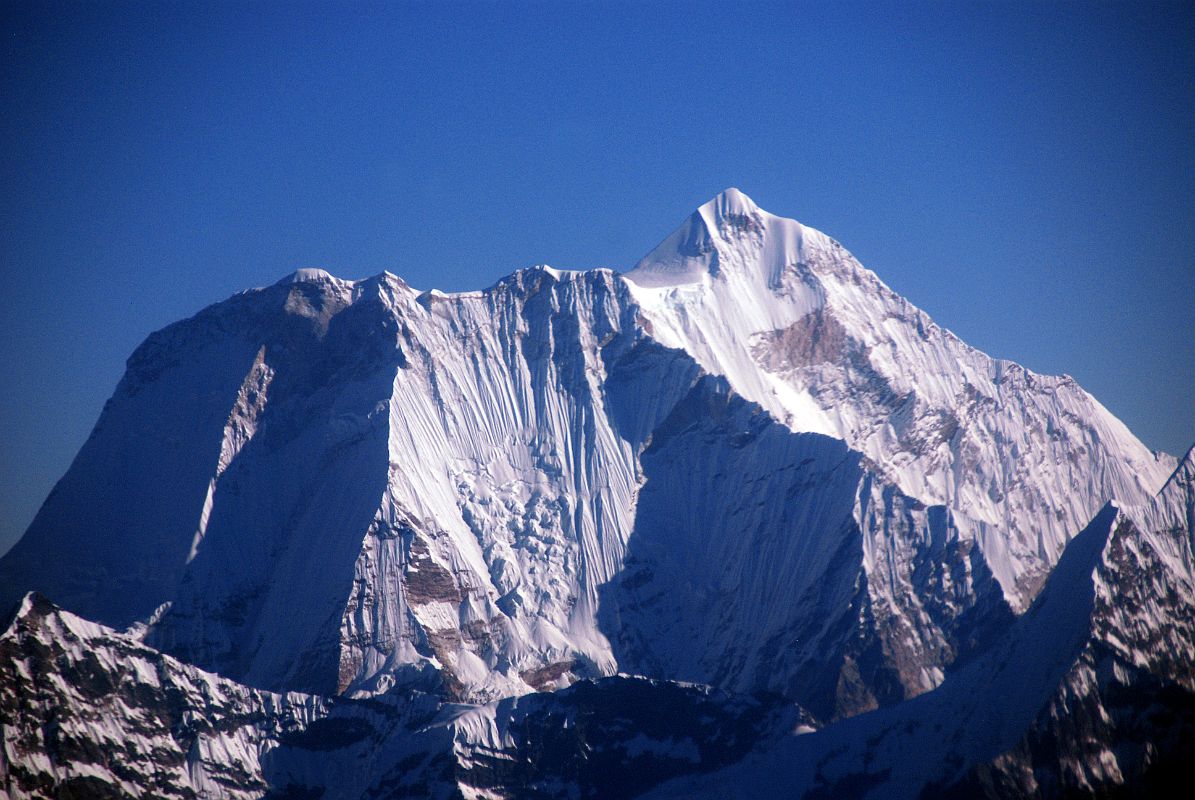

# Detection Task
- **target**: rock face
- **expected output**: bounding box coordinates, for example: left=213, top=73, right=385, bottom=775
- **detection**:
left=0, top=190, right=1188, bottom=798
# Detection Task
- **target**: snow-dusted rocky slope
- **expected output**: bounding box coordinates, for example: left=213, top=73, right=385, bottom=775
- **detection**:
left=643, top=447, right=1195, bottom=799
left=0, top=593, right=801, bottom=799
left=0, top=190, right=1177, bottom=727
left=0, top=592, right=449, bottom=799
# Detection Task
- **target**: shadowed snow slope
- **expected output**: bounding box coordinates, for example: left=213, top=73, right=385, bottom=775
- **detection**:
left=643, top=449, right=1195, bottom=799
left=0, top=191, right=1176, bottom=723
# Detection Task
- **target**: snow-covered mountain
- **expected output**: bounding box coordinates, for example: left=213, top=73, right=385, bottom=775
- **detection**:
left=1, top=189, right=1187, bottom=798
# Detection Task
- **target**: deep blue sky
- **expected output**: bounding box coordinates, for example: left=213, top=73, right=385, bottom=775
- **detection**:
left=2, top=1, right=1193, bottom=556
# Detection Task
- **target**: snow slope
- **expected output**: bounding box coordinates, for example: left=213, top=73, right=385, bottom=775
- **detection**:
left=0, top=190, right=1175, bottom=722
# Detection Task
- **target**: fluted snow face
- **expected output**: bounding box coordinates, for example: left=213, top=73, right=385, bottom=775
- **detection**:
left=337, top=268, right=658, bottom=700
left=0, top=190, right=1178, bottom=718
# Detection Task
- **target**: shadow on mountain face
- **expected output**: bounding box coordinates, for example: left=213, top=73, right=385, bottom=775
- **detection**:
left=598, top=372, right=898, bottom=721
left=597, top=342, right=1019, bottom=723
left=451, top=676, right=798, bottom=800
left=148, top=282, right=407, bottom=695
left=0, top=311, right=265, bottom=629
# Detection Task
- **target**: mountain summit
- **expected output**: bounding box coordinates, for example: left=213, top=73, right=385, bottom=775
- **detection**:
left=628, top=186, right=790, bottom=287
left=1, top=191, right=1188, bottom=799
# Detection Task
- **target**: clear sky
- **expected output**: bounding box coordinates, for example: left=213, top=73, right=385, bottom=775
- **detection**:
left=1, top=1, right=1192, bottom=557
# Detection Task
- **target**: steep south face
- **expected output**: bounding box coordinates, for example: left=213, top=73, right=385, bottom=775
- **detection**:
left=5, top=461, right=1192, bottom=799
left=0, top=191, right=1174, bottom=721
left=328, top=266, right=674, bottom=700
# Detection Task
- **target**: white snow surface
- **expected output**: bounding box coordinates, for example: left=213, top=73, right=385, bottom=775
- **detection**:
left=0, top=189, right=1177, bottom=714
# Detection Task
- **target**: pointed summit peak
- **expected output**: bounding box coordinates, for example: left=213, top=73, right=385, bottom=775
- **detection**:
left=625, top=188, right=802, bottom=289
left=622, top=189, right=765, bottom=288
left=699, top=187, right=760, bottom=224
